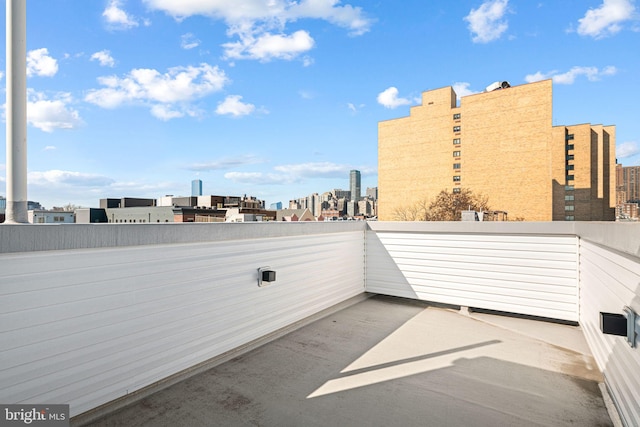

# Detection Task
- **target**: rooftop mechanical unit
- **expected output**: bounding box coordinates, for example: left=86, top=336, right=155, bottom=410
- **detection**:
left=484, top=81, right=511, bottom=92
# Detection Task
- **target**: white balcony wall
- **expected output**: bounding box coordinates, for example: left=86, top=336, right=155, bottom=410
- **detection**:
left=0, top=223, right=365, bottom=417
left=366, top=222, right=579, bottom=322
left=577, top=233, right=640, bottom=427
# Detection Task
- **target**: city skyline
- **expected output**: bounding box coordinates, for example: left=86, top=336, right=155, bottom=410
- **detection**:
left=1, top=1, right=639, bottom=209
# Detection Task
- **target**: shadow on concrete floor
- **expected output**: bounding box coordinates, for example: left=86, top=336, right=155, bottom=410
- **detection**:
left=84, top=295, right=612, bottom=427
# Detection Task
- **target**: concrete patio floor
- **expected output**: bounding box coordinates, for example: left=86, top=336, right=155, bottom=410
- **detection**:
left=83, top=295, right=613, bottom=427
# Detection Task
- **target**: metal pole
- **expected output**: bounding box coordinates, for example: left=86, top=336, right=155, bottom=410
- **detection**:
left=5, top=0, right=28, bottom=224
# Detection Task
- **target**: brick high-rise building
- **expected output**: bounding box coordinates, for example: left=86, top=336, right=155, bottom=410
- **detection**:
left=618, top=165, right=640, bottom=203
left=378, top=79, right=616, bottom=221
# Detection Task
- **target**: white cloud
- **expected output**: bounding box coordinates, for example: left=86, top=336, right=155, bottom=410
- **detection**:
left=224, top=172, right=294, bottom=185
left=189, top=155, right=263, bottom=171
left=577, top=0, right=635, bottom=38
left=377, top=87, right=413, bottom=109
left=27, top=91, right=83, bottom=132
left=464, top=0, right=509, bottom=43
left=29, top=170, right=115, bottom=187
left=27, top=48, right=59, bottom=77
left=223, top=30, right=315, bottom=62
left=223, top=161, right=375, bottom=186
left=617, top=141, right=640, bottom=159
left=524, top=71, right=547, bottom=82
left=347, top=102, right=365, bottom=113
left=44, top=146, right=56, bottom=151
left=274, top=162, right=375, bottom=178
left=452, top=82, right=479, bottom=99
left=181, top=33, right=201, bottom=50
left=103, top=0, right=139, bottom=29
left=215, top=95, right=256, bottom=117
left=143, top=0, right=372, bottom=62
left=150, top=104, right=185, bottom=120
left=85, top=63, right=229, bottom=119
left=143, top=0, right=372, bottom=33
left=90, top=50, right=116, bottom=67
left=525, top=65, right=617, bottom=84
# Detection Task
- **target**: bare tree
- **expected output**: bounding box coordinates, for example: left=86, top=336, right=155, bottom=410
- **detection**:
left=394, top=189, right=490, bottom=221
left=51, top=203, right=81, bottom=212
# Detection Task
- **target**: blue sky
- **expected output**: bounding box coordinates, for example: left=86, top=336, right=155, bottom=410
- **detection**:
left=1, top=0, right=639, bottom=209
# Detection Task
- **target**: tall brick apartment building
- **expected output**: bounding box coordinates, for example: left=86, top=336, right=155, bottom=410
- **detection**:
left=617, top=164, right=640, bottom=203
left=378, top=79, right=616, bottom=221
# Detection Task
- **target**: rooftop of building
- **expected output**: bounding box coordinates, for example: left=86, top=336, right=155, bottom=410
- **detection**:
left=82, top=294, right=613, bottom=427
left=0, top=221, right=637, bottom=426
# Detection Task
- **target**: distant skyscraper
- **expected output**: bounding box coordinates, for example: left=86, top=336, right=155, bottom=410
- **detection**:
left=191, top=179, right=202, bottom=197
left=350, top=170, right=361, bottom=202
left=618, top=165, right=640, bottom=202
left=366, top=187, right=378, bottom=201
left=270, top=202, right=283, bottom=210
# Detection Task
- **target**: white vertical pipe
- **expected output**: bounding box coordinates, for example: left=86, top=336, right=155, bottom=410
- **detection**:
left=5, top=0, right=28, bottom=224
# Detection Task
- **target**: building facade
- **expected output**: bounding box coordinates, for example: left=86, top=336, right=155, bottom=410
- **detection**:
left=28, top=210, right=75, bottom=224
left=378, top=79, right=616, bottom=221
left=350, top=170, right=361, bottom=202
left=191, top=179, right=203, bottom=197
left=617, top=165, right=640, bottom=203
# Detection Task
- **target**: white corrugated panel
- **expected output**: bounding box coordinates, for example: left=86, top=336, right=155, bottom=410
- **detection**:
left=579, top=240, right=640, bottom=427
left=366, top=231, right=579, bottom=321
left=0, top=230, right=364, bottom=417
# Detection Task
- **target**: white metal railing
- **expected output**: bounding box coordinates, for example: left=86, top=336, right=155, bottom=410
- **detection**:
left=0, top=223, right=365, bottom=418
left=366, top=222, right=579, bottom=321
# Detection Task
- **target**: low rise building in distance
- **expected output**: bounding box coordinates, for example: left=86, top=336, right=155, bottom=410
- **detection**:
left=100, top=198, right=155, bottom=209
left=225, top=208, right=265, bottom=222
left=88, top=193, right=273, bottom=223
left=28, top=210, right=75, bottom=224
left=617, top=203, right=639, bottom=221
left=75, top=208, right=109, bottom=224
left=276, top=208, right=315, bottom=221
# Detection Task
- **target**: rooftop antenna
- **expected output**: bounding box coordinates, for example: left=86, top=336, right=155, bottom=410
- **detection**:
left=5, top=0, right=28, bottom=223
